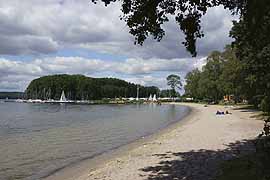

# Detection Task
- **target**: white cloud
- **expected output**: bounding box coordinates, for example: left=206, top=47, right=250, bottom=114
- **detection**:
left=0, top=56, right=206, bottom=91
left=0, top=1, right=236, bottom=58
left=124, top=76, right=168, bottom=89
left=0, top=1, right=235, bottom=91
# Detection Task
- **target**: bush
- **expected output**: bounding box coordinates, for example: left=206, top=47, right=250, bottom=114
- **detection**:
left=261, top=96, right=270, bottom=115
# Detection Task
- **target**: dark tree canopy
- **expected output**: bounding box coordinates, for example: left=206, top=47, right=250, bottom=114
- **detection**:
left=0, top=92, right=24, bottom=99
left=90, top=0, right=270, bottom=56
left=25, top=74, right=159, bottom=100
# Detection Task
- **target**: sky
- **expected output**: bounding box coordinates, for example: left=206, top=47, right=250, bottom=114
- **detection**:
left=0, top=0, right=237, bottom=92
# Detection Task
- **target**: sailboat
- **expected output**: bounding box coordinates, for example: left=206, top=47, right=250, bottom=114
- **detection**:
left=59, top=91, right=67, bottom=102
left=148, top=94, right=153, bottom=101
left=152, top=94, right=157, bottom=102
left=56, top=90, right=74, bottom=103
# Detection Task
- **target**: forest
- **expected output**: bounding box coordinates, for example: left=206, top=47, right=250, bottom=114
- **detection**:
left=0, top=92, right=24, bottom=99
left=25, top=74, right=159, bottom=100
left=184, top=44, right=270, bottom=114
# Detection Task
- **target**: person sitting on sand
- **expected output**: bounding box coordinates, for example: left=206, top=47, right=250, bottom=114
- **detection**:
left=216, top=111, right=225, bottom=115
left=226, top=110, right=232, bottom=114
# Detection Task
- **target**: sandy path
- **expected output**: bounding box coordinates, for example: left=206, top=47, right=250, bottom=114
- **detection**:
left=49, top=103, right=263, bottom=180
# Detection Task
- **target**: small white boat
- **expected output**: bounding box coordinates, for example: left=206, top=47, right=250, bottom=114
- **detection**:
left=53, top=91, right=74, bottom=103
left=148, top=94, right=153, bottom=101
left=32, top=99, right=44, bottom=103
left=59, top=91, right=67, bottom=102
left=152, top=94, right=157, bottom=102
left=16, top=99, right=27, bottom=103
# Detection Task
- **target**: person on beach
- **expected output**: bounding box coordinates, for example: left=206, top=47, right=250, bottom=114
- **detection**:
left=216, top=110, right=232, bottom=115
left=216, top=111, right=225, bottom=115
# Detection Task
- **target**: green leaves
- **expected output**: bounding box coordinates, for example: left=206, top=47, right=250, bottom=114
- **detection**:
left=184, top=45, right=243, bottom=102
left=184, top=69, right=201, bottom=99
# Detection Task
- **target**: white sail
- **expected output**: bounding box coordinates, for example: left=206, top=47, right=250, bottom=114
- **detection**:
left=149, top=94, right=153, bottom=101
left=153, top=94, right=157, bottom=101
left=136, top=86, right=139, bottom=101
left=59, top=91, right=67, bottom=102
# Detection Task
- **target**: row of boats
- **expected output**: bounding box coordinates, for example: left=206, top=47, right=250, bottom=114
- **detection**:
left=5, top=91, right=160, bottom=104
left=5, top=91, right=74, bottom=103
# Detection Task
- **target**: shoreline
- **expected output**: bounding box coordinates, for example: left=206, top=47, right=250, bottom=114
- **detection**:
left=46, top=103, right=263, bottom=180
left=45, top=103, right=193, bottom=180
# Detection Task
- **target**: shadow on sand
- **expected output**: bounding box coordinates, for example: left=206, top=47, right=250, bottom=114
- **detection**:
left=233, top=106, right=266, bottom=120
left=139, top=139, right=257, bottom=180
left=233, top=106, right=260, bottom=113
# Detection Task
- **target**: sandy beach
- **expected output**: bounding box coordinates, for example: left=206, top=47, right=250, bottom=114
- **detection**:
left=47, top=103, right=263, bottom=180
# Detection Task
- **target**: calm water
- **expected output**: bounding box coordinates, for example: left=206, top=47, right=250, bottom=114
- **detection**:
left=0, top=101, right=189, bottom=180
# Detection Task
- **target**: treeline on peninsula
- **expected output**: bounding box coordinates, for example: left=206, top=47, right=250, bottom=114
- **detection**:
left=0, top=92, right=24, bottom=99
left=25, top=74, right=159, bottom=100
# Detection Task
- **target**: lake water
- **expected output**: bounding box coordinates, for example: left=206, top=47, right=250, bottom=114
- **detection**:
left=0, top=101, right=189, bottom=180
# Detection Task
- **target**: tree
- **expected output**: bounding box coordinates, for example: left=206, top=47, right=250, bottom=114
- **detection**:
left=184, top=45, right=243, bottom=103
left=167, top=74, right=182, bottom=98
left=198, top=51, right=225, bottom=102
left=184, top=69, right=202, bottom=99
left=160, top=89, right=180, bottom=98
left=219, top=45, right=243, bottom=103
left=229, top=3, right=270, bottom=109
left=92, top=0, right=269, bottom=57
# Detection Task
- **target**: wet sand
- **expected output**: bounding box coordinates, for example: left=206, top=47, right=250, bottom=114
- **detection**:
left=46, top=103, right=263, bottom=180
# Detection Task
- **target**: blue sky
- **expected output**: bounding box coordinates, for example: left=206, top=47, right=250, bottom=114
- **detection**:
left=0, top=0, right=236, bottom=92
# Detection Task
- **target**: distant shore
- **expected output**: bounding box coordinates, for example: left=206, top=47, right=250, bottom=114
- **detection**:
left=46, top=103, right=263, bottom=180
left=3, top=98, right=166, bottom=105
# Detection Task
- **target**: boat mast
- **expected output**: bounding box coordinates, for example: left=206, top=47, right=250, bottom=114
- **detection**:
left=136, top=85, right=139, bottom=101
